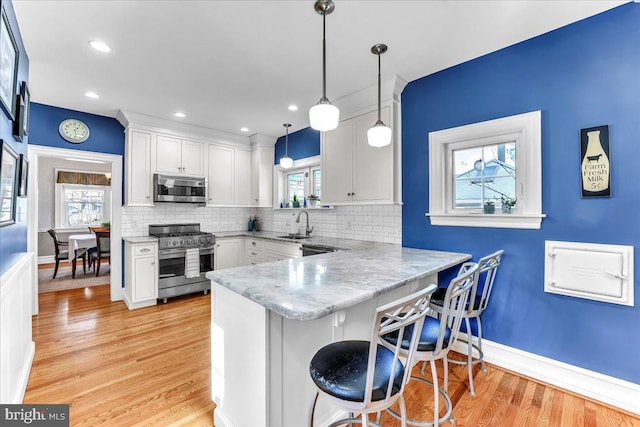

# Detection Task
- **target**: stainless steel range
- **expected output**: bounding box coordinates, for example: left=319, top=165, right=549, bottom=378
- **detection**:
left=149, top=224, right=215, bottom=303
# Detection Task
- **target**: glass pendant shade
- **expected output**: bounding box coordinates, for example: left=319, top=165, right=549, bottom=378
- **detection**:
left=280, top=155, right=294, bottom=169
left=280, top=123, right=293, bottom=169
left=309, top=100, right=339, bottom=132
left=367, top=121, right=392, bottom=147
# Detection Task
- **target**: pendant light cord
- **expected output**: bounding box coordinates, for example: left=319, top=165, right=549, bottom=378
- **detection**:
left=285, top=125, right=289, bottom=156
left=322, top=13, right=327, bottom=100
left=377, top=53, right=381, bottom=123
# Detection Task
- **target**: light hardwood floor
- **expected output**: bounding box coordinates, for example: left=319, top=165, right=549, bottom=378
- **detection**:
left=25, top=282, right=639, bottom=426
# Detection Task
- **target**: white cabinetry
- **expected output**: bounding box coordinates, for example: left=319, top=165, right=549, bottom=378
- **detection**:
left=215, top=238, right=243, bottom=270
left=244, top=237, right=301, bottom=265
left=235, top=149, right=251, bottom=206
left=244, top=237, right=265, bottom=265
left=207, top=145, right=235, bottom=205
left=321, top=106, right=393, bottom=204
left=153, top=135, right=206, bottom=177
left=124, top=241, right=158, bottom=309
left=250, top=146, right=274, bottom=207
left=125, top=129, right=153, bottom=206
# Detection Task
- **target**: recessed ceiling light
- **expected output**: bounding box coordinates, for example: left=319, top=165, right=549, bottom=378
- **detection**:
left=174, top=112, right=186, bottom=118
left=89, top=40, right=111, bottom=53
left=84, top=91, right=99, bottom=99
left=240, top=127, right=249, bottom=132
left=288, top=105, right=298, bottom=111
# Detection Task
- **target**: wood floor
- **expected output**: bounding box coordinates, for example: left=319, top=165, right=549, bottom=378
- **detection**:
left=25, top=283, right=640, bottom=426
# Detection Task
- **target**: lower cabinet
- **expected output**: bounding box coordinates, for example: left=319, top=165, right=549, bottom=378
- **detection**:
left=245, top=238, right=301, bottom=265
left=215, top=238, right=243, bottom=270
left=124, top=241, right=158, bottom=309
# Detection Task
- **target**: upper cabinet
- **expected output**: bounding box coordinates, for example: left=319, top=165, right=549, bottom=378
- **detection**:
left=321, top=106, right=394, bottom=204
left=153, top=135, right=206, bottom=177
left=250, top=146, right=274, bottom=207
left=125, top=130, right=153, bottom=206
left=207, top=144, right=235, bottom=205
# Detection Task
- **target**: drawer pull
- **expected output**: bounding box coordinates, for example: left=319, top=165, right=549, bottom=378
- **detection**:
left=141, top=248, right=151, bottom=253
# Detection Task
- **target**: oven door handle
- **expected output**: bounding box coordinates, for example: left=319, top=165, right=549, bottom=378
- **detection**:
left=159, top=247, right=215, bottom=260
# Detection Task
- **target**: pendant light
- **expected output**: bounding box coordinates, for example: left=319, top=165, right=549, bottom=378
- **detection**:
left=280, top=123, right=294, bottom=169
left=367, top=43, right=392, bottom=147
left=309, top=0, right=339, bottom=132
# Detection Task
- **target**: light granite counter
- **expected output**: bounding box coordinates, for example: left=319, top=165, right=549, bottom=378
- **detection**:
left=209, top=245, right=471, bottom=427
left=122, top=236, right=158, bottom=244
left=206, top=245, right=470, bottom=321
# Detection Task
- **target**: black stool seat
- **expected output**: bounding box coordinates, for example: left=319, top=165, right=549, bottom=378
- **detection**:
left=309, top=340, right=404, bottom=402
left=382, top=317, right=451, bottom=352
left=431, top=287, right=482, bottom=310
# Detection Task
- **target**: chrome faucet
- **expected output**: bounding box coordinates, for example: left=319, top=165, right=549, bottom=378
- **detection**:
left=296, top=211, right=314, bottom=237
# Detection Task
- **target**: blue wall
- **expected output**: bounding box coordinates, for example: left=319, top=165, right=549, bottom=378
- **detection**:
left=29, top=103, right=125, bottom=155
left=274, top=126, right=320, bottom=164
left=0, top=0, right=29, bottom=275
left=402, top=3, right=640, bottom=384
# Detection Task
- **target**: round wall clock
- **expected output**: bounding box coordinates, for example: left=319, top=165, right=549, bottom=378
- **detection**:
left=59, top=119, right=90, bottom=143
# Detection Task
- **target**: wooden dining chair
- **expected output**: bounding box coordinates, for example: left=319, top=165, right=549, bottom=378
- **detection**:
left=47, top=229, right=88, bottom=279
left=94, top=230, right=111, bottom=276
left=87, top=227, right=109, bottom=271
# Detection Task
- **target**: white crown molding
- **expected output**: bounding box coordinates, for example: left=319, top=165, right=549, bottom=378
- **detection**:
left=334, top=74, right=407, bottom=121
left=453, top=333, right=640, bottom=415
left=117, top=110, right=250, bottom=148
left=250, top=133, right=277, bottom=149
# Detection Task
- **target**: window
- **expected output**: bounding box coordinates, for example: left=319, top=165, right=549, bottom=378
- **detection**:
left=56, top=183, right=111, bottom=229
left=285, top=167, right=321, bottom=204
left=427, top=111, right=544, bottom=229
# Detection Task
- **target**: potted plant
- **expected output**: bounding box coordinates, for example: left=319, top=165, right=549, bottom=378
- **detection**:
left=307, top=194, right=320, bottom=208
left=483, top=200, right=495, bottom=214
left=500, top=196, right=516, bottom=213
left=292, top=195, right=300, bottom=208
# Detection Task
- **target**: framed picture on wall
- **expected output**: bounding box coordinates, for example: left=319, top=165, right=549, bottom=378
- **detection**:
left=20, top=81, right=30, bottom=135
left=18, top=153, right=28, bottom=197
left=0, top=139, right=19, bottom=226
left=0, top=5, right=19, bottom=121
left=12, top=91, right=25, bottom=141
left=580, top=125, right=611, bottom=198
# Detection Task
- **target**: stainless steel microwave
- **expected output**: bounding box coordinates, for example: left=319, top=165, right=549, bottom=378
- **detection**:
left=153, top=174, right=207, bottom=204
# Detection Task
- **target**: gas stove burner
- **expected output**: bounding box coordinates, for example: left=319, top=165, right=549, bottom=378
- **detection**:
left=149, top=223, right=215, bottom=250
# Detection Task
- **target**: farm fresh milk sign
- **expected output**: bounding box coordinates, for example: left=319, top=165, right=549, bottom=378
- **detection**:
left=580, top=125, right=611, bottom=198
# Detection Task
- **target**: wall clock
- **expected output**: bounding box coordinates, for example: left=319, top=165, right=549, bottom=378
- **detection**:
left=59, top=118, right=90, bottom=143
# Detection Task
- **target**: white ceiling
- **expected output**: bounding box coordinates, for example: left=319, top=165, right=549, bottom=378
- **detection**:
left=13, top=0, right=625, bottom=138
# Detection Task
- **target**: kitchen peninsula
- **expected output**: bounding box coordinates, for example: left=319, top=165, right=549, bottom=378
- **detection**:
left=207, top=244, right=470, bottom=427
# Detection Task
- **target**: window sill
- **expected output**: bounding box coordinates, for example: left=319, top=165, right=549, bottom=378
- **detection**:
left=273, top=206, right=334, bottom=210
left=425, top=212, right=545, bottom=229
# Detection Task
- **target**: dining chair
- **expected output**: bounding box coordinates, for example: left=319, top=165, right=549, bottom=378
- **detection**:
left=428, top=250, right=504, bottom=396
left=47, top=229, right=88, bottom=279
left=308, top=285, right=437, bottom=427
left=87, top=226, right=109, bottom=271
left=94, top=230, right=111, bottom=276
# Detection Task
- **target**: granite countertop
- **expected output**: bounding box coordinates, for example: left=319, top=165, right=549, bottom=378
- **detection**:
left=206, top=246, right=470, bottom=321
left=122, top=236, right=159, bottom=243
left=213, top=231, right=382, bottom=250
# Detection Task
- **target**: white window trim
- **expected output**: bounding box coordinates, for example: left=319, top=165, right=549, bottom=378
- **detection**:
left=426, top=110, right=545, bottom=229
left=274, top=155, right=330, bottom=209
left=55, top=182, right=111, bottom=230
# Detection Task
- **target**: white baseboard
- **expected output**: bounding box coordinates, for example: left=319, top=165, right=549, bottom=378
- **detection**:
left=12, top=342, right=35, bottom=403
left=37, top=255, right=56, bottom=265
left=453, top=333, right=640, bottom=415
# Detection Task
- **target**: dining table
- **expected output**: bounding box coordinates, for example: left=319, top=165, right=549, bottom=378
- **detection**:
left=68, top=233, right=97, bottom=278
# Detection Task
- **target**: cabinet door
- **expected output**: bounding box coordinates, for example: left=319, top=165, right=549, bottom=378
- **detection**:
left=250, top=149, right=260, bottom=205
left=155, top=135, right=182, bottom=174
left=207, top=145, right=235, bottom=205
left=353, top=106, right=393, bottom=202
left=133, top=256, right=157, bottom=301
left=126, top=130, right=153, bottom=206
left=215, top=238, right=242, bottom=270
left=235, top=149, right=251, bottom=206
left=322, top=120, right=354, bottom=204
left=250, top=147, right=274, bottom=207
left=181, top=139, right=206, bottom=176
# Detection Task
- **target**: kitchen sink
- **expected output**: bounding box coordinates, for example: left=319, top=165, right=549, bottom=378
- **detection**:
left=277, top=234, right=310, bottom=240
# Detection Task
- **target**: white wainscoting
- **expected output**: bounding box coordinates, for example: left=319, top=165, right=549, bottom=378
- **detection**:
left=453, top=333, right=640, bottom=415
left=0, top=253, right=36, bottom=403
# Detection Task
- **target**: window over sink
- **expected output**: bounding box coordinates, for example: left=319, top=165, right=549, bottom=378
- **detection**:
left=275, top=156, right=327, bottom=208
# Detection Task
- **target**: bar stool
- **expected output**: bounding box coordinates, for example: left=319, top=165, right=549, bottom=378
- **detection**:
left=428, top=250, right=504, bottom=397
left=308, top=284, right=437, bottom=427
left=383, top=262, right=478, bottom=427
